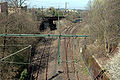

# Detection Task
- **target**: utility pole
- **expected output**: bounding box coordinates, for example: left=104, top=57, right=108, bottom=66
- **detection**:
left=65, top=2, right=68, bottom=13
left=57, top=6, right=61, bottom=64
left=42, top=6, right=44, bottom=19
left=58, top=6, right=60, bottom=32
left=65, top=2, right=69, bottom=15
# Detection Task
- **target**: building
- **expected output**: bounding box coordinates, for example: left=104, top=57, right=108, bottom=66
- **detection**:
left=8, top=6, right=27, bottom=14
left=0, top=2, right=8, bottom=14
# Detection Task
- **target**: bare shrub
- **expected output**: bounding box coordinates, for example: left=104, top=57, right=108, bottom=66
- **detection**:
left=0, top=11, right=40, bottom=79
left=86, top=0, right=120, bottom=54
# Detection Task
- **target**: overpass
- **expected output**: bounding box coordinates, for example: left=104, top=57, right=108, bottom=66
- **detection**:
left=40, top=16, right=65, bottom=31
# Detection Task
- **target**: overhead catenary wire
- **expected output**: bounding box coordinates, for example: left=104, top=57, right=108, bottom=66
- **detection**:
left=0, top=61, right=30, bottom=65
left=0, top=14, right=90, bottom=80
left=0, top=45, right=32, bottom=61
left=0, top=1, right=93, bottom=80
left=0, top=45, right=30, bottom=46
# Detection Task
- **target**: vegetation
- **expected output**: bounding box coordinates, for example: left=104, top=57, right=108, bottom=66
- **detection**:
left=4, top=0, right=27, bottom=7
left=83, top=0, right=120, bottom=54
left=44, top=7, right=64, bottom=17
left=19, top=69, right=28, bottom=80
left=0, top=11, right=40, bottom=79
left=0, top=0, right=119, bottom=79
left=80, top=0, right=120, bottom=79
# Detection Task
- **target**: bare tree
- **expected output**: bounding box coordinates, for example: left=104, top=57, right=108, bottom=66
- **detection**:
left=0, top=11, right=40, bottom=79
left=4, top=0, right=27, bottom=7
left=86, top=0, right=120, bottom=54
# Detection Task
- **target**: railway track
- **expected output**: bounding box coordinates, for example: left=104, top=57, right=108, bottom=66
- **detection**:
left=29, top=37, right=54, bottom=80
left=61, top=20, right=80, bottom=80
left=37, top=38, right=53, bottom=80
left=29, top=19, right=90, bottom=80
left=61, top=19, right=91, bottom=80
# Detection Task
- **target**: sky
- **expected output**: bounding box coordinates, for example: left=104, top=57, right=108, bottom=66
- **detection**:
left=27, top=0, right=90, bottom=9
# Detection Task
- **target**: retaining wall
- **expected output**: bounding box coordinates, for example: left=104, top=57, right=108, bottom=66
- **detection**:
left=81, top=48, right=110, bottom=80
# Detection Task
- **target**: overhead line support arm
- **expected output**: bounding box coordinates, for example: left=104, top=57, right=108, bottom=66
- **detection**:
left=0, top=34, right=89, bottom=38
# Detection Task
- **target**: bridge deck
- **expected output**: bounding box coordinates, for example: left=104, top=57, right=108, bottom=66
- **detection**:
left=44, top=16, right=65, bottom=21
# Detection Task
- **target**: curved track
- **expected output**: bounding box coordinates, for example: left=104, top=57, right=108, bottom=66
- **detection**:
left=60, top=20, right=80, bottom=80
left=61, top=20, right=91, bottom=80
left=29, top=19, right=91, bottom=80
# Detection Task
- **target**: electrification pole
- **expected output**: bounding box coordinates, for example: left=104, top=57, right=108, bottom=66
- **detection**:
left=57, top=6, right=61, bottom=64
left=65, top=2, right=68, bottom=13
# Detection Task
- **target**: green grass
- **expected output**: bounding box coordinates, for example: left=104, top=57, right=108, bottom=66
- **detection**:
left=83, top=67, right=89, bottom=75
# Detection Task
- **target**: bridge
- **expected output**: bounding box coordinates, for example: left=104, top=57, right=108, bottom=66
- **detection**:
left=40, top=16, right=65, bottom=31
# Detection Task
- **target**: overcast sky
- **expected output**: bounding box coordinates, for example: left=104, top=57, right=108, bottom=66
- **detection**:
left=27, top=0, right=91, bottom=9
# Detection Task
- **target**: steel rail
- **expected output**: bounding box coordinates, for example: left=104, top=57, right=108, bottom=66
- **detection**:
left=64, top=21, right=81, bottom=80
left=36, top=39, right=48, bottom=80
left=70, top=38, right=77, bottom=76
left=0, top=45, right=30, bottom=46
left=71, top=26, right=80, bottom=80
left=44, top=38, right=52, bottom=80
left=64, top=39, right=70, bottom=80
left=63, top=21, right=75, bottom=80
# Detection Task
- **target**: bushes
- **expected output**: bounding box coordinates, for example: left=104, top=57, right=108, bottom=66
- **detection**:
left=85, top=0, right=120, bottom=79
left=19, top=69, right=28, bottom=80
left=0, top=12, right=40, bottom=79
